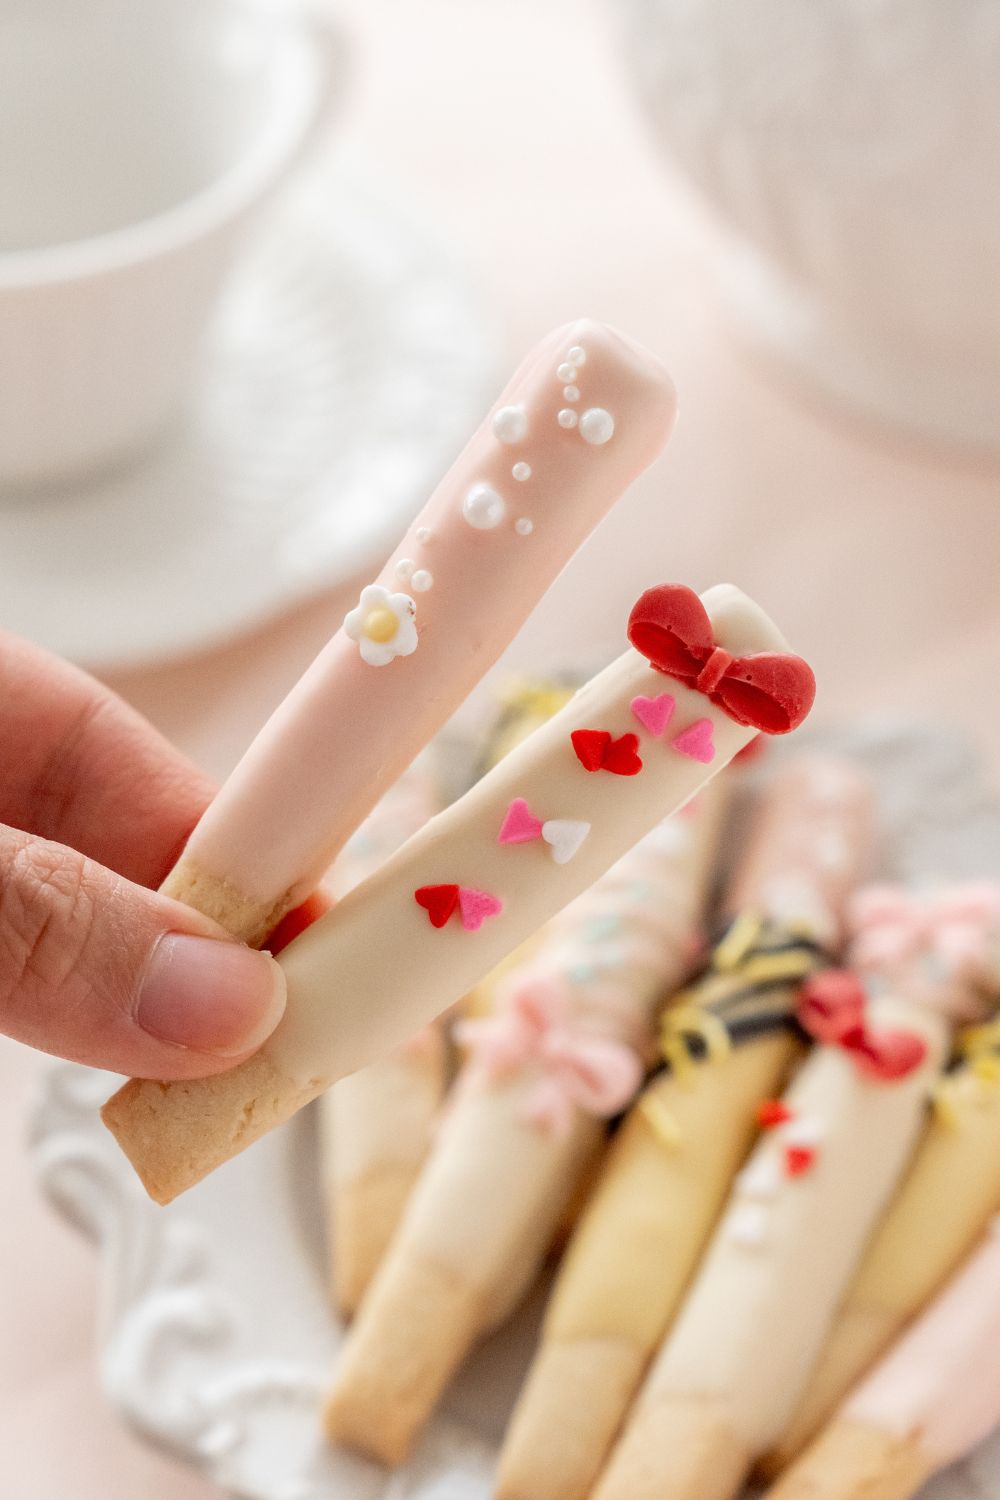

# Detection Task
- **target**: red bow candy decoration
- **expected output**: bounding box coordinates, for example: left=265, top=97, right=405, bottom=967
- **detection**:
left=454, top=976, right=643, bottom=1137
left=627, top=584, right=815, bottom=734
left=797, top=970, right=928, bottom=1082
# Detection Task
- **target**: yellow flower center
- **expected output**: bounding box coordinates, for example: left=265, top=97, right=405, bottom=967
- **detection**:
left=363, top=607, right=399, bottom=644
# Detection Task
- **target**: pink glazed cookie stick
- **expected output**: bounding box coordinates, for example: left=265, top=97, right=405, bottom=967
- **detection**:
left=160, top=321, right=678, bottom=945
left=322, top=781, right=729, bottom=1465
left=102, top=583, right=815, bottom=1204
left=592, top=883, right=1000, bottom=1500
left=765, top=1218, right=1000, bottom=1500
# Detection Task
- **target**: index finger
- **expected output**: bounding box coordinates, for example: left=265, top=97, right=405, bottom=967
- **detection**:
left=0, top=630, right=214, bottom=889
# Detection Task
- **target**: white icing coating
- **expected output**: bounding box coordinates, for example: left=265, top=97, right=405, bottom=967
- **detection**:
left=580, top=407, right=615, bottom=445
left=557, top=362, right=578, bottom=382
left=558, top=409, right=579, bottom=429
left=641, top=996, right=951, bottom=1451
left=563, top=385, right=580, bottom=402
left=843, top=1218, right=1000, bottom=1465
left=492, top=404, right=529, bottom=444
left=345, top=787, right=727, bottom=1304
left=324, top=760, right=445, bottom=1186
left=462, top=482, right=507, bottom=530
left=415, top=526, right=432, bottom=544
left=411, top=569, right=434, bottom=592
left=512, top=462, right=532, bottom=481
left=567, top=345, right=587, bottom=365
left=394, top=558, right=416, bottom=583
left=515, top=518, right=534, bottom=536
left=171, top=320, right=677, bottom=913
left=270, top=585, right=784, bottom=1088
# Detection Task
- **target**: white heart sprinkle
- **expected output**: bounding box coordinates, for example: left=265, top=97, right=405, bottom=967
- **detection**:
left=541, top=819, right=591, bottom=864
left=783, top=1115, right=826, bottom=1150
left=728, top=1200, right=770, bottom=1249
left=736, top=1154, right=783, bottom=1201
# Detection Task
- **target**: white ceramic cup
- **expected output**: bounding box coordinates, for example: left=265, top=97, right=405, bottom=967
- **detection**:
left=0, top=0, right=345, bottom=490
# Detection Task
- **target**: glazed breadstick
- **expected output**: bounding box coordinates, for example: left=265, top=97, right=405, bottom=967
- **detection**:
left=765, top=1217, right=1000, bottom=1500
left=102, top=582, right=815, bottom=1204
left=319, top=760, right=445, bottom=1315
left=592, top=882, right=1000, bottom=1500
left=496, top=756, right=875, bottom=1500
left=323, top=778, right=728, bottom=1465
left=157, top=320, right=678, bottom=945
left=761, top=1015, right=1000, bottom=1472
left=324, top=682, right=574, bottom=1314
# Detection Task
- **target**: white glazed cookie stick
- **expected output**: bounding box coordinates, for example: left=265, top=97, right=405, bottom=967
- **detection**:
left=762, top=1012, right=1000, bottom=1472
left=319, top=760, right=446, bottom=1316
left=323, top=682, right=575, bottom=1315
left=495, top=756, right=875, bottom=1500
left=102, top=582, right=816, bottom=1204
left=159, top=320, right=678, bottom=945
left=765, top=1217, right=1000, bottom=1500
left=321, top=779, right=729, bottom=1465
left=592, top=882, right=1000, bottom=1500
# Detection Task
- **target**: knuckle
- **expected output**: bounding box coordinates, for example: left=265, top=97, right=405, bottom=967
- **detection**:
left=0, top=834, right=97, bottom=1003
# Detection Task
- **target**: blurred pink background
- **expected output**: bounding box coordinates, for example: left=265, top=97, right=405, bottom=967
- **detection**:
left=2, top=1, right=999, bottom=1495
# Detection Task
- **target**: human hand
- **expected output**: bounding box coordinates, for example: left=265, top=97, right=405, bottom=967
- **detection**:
left=0, top=632, right=286, bottom=1077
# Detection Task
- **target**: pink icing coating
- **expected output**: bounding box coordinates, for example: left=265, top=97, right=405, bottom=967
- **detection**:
left=844, top=1219, right=1000, bottom=1465
left=179, top=320, right=677, bottom=911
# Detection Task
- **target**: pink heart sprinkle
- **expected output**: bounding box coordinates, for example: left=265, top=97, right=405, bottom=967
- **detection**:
left=672, top=719, right=716, bottom=764
left=630, top=692, right=676, bottom=737
left=497, top=797, right=544, bottom=845
left=458, top=887, right=503, bottom=931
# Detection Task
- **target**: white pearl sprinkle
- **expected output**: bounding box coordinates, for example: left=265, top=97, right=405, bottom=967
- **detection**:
left=394, top=558, right=416, bottom=582
left=515, top=518, right=534, bottom=535
left=557, top=408, right=579, bottom=429
left=512, top=461, right=532, bottom=481
left=415, top=527, right=432, bottom=544
left=492, top=405, right=528, bottom=444
left=411, top=568, right=433, bottom=592
left=563, top=385, right=580, bottom=402
left=579, top=407, right=615, bottom=445
left=556, top=361, right=577, bottom=383
left=462, top=482, right=507, bottom=530
left=567, top=345, right=586, bottom=365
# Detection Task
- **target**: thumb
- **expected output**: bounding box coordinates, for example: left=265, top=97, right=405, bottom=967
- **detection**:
left=0, top=823, right=286, bottom=1078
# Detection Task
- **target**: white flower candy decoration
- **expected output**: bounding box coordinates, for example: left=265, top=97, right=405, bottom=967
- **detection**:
left=344, top=584, right=418, bottom=667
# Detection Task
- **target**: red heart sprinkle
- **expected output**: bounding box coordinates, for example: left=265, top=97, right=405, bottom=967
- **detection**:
left=603, top=732, right=643, bottom=775
left=571, top=729, right=642, bottom=775
left=757, top=1099, right=793, bottom=1129
left=784, top=1144, right=817, bottom=1177
left=414, top=884, right=460, bottom=928
left=571, top=729, right=611, bottom=771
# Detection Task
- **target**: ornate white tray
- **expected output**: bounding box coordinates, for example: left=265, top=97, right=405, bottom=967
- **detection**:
left=28, top=725, right=1000, bottom=1498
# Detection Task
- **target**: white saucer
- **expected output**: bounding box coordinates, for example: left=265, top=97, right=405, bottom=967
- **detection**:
left=0, top=158, right=497, bottom=671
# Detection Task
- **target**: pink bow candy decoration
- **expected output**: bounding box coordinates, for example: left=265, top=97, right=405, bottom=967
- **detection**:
left=797, top=970, right=929, bottom=1082
left=848, top=883, right=1000, bottom=984
left=454, top=977, right=644, bottom=1137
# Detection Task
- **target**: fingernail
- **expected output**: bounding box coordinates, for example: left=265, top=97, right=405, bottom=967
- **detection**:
left=137, top=933, right=287, bottom=1057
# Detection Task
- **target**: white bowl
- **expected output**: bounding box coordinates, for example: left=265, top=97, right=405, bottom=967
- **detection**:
left=621, top=0, right=1000, bottom=450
